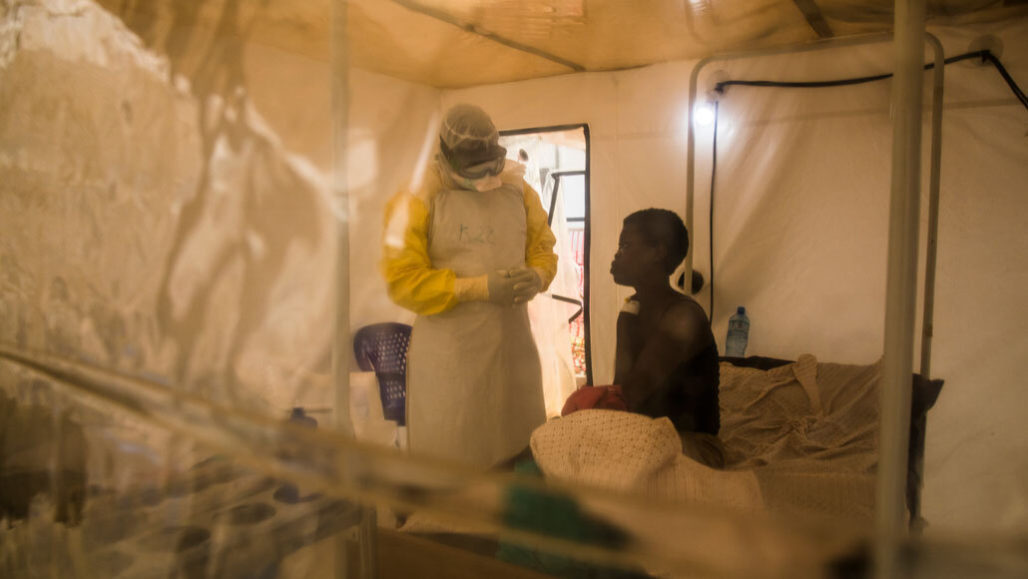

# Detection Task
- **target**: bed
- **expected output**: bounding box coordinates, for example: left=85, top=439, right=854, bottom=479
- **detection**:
left=390, top=354, right=943, bottom=578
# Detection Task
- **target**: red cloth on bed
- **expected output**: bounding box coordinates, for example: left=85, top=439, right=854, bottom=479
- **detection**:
left=561, top=385, right=628, bottom=416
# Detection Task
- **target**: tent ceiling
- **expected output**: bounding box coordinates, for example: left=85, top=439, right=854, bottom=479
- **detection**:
left=99, top=0, right=1026, bottom=88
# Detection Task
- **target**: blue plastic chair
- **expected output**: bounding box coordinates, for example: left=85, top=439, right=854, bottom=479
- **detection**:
left=353, top=323, right=412, bottom=426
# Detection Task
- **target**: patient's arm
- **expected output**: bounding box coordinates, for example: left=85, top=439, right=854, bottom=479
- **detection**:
left=620, top=301, right=711, bottom=411
left=613, top=311, right=635, bottom=386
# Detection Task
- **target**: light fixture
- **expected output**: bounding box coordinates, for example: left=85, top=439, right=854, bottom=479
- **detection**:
left=693, top=102, right=715, bottom=127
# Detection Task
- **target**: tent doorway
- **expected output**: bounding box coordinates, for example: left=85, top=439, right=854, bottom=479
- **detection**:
left=499, top=125, right=592, bottom=394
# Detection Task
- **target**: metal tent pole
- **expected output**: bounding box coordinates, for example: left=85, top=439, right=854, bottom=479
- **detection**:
left=920, top=35, right=945, bottom=381
left=332, top=0, right=376, bottom=577
left=331, top=0, right=355, bottom=451
left=877, top=0, right=927, bottom=577
left=907, top=33, right=945, bottom=535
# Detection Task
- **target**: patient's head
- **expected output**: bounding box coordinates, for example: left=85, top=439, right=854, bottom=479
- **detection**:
left=611, top=209, right=689, bottom=286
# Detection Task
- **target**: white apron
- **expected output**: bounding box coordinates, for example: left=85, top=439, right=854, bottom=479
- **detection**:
left=406, top=182, right=546, bottom=467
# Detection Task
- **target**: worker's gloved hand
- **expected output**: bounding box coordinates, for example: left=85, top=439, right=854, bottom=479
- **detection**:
left=456, top=269, right=543, bottom=306
left=509, top=268, right=542, bottom=304
left=486, top=270, right=519, bottom=306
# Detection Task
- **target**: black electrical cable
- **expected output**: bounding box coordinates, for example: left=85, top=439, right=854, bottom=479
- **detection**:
left=708, top=101, right=719, bottom=322
left=714, top=50, right=1028, bottom=112
left=980, top=51, right=1028, bottom=111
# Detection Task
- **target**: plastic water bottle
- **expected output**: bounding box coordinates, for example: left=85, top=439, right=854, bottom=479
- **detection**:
left=725, top=306, right=750, bottom=357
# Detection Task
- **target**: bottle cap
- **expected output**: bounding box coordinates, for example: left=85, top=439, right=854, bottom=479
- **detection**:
left=737, top=306, right=746, bottom=315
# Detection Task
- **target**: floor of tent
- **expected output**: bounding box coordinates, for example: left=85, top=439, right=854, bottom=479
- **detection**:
left=378, top=530, right=553, bottom=579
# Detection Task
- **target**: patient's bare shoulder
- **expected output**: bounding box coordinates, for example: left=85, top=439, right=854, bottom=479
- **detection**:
left=659, top=297, right=710, bottom=345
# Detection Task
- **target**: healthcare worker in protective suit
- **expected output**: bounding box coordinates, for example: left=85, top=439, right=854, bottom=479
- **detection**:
left=382, top=104, right=557, bottom=467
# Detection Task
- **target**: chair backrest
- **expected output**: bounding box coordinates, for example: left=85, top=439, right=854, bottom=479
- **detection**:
left=353, top=323, right=412, bottom=426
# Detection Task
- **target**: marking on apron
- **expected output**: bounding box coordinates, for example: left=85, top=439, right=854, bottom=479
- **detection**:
left=458, top=224, right=496, bottom=245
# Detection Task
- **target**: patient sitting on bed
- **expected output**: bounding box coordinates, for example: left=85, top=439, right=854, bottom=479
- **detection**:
left=567, top=208, right=723, bottom=467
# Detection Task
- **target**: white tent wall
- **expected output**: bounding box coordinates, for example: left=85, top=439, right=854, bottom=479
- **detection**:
left=917, top=22, right=1028, bottom=532
left=347, top=68, right=438, bottom=333
left=440, top=18, right=1027, bottom=532
left=703, top=47, right=894, bottom=364
left=228, top=40, right=440, bottom=412
left=210, top=37, right=438, bottom=356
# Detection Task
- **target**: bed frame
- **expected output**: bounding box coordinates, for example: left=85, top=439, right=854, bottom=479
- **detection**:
left=721, top=355, right=943, bottom=529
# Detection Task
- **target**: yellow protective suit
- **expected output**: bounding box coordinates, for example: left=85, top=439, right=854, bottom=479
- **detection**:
left=381, top=160, right=558, bottom=466
left=382, top=163, right=557, bottom=314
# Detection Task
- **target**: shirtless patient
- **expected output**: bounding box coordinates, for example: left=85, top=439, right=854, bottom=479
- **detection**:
left=610, top=209, right=723, bottom=467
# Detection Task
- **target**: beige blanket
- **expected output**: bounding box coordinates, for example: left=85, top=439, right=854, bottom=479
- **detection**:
left=530, top=355, right=881, bottom=522
left=531, top=410, right=764, bottom=511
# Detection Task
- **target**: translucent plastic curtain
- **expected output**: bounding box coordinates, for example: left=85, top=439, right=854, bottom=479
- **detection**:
left=0, top=0, right=339, bottom=414
left=1, top=1, right=353, bottom=575
left=527, top=174, right=581, bottom=416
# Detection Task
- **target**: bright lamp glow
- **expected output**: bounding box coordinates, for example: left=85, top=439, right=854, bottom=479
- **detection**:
left=694, top=102, right=715, bottom=127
